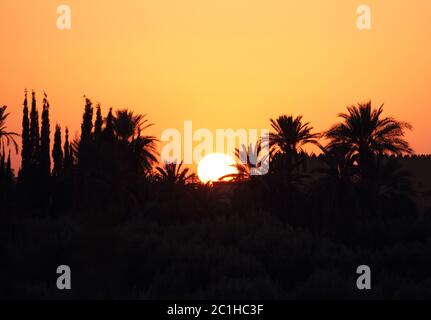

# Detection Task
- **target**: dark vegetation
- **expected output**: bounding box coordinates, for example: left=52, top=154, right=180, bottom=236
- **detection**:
left=1, top=91, right=431, bottom=299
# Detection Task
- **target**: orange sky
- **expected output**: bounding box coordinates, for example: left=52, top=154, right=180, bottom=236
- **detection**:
left=1, top=0, right=431, bottom=172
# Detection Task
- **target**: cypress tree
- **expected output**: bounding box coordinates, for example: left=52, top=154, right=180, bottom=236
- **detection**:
left=78, top=97, right=94, bottom=167
left=62, top=128, right=73, bottom=212
left=29, top=91, right=40, bottom=172
left=21, top=90, right=30, bottom=178
left=52, top=125, right=63, bottom=177
left=40, top=93, right=51, bottom=178
left=94, top=104, right=103, bottom=140
left=63, top=127, right=72, bottom=169
left=103, top=107, right=115, bottom=141
left=80, top=97, right=93, bottom=143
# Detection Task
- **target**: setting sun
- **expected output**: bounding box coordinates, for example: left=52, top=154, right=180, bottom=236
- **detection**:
left=197, top=153, right=238, bottom=183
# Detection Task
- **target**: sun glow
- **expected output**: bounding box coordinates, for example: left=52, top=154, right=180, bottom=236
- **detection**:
left=197, top=153, right=238, bottom=183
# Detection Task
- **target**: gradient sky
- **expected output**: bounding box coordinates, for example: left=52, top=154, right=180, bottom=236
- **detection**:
left=1, top=0, right=431, bottom=172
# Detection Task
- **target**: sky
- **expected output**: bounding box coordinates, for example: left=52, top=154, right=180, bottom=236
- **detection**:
left=1, top=0, right=431, bottom=172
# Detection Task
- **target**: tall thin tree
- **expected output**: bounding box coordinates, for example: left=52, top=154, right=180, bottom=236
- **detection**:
left=40, top=93, right=51, bottom=178
left=94, top=104, right=103, bottom=141
left=78, top=97, right=94, bottom=168
left=52, top=125, right=63, bottom=177
left=21, top=90, right=30, bottom=178
left=63, top=127, right=73, bottom=169
left=29, top=91, right=40, bottom=172
left=103, top=107, right=115, bottom=141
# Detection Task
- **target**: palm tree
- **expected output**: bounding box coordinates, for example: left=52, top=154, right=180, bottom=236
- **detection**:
left=267, top=115, right=320, bottom=224
left=0, top=105, right=19, bottom=154
left=224, top=141, right=269, bottom=181
left=113, top=109, right=158, bottom=173
left=131, top=129, right=158, bottom=174
left=155, top=161, right=195, bottom=185
left=222, top=142, right=271, bottom=214
left=325, top=102, right=412, bottom=180
left=113, top=109, right=151, bottom=142
left=267, top=114, right=319, bottom=189
left=269, top=114, right=320, bottom=180
left=269, top=115, right=320, bottom=155
left=308, top=145, right=359, bottom=231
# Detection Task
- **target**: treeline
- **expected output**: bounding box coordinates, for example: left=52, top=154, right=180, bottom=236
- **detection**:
left=1, top=91, right=160, bottom=219
left=0, top=92, right=423, bottom=237
left=2, top=92, right=431, bottom=299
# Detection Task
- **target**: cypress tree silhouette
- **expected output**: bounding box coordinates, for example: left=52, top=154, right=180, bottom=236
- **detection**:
left=52, top=125, right=63, bottom=177
left=78, top=97, right=93, bottom=168
left=55, top=126, right=74, bottom=214
left=63, top=127, right=73, bottom=169
left=103, top=107, right=115, bottom=141
left=94, top=104, right=103, bottom=141
left=81, top=98, right=93, bottom=141
left=20, top=90, right=30, bottom=179
left=40, top=93, right=51, bottom=179
left=29, top=91, right=40, bottom=174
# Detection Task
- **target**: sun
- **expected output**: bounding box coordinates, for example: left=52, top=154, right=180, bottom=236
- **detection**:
left=197, top=153, right=238, bottom=183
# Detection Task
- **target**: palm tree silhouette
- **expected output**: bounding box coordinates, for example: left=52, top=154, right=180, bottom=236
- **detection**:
left=155, top=160, right=195, bottom=185
left=268, top=114, right=320, bottom=183
left=269, top=114, right=320, bottom=178
left=325, top=102, right=413, bottom=181
left=113, top=109, right=158, bottom=174
left=113, top=109, right=151, bottom=142
left=269, top=115, right=320, bottom=156
left=152, top=161, right=197, bottom=221
left=309, top=145, right=359, bottom=231
left=266, top=115, right=320, bottom=223
left=221, top=142, right=271, bottom=213
left=224, top=141, right=269, bottom=181
left=0, top=105, right=19, bottom=154
left=131, top=129, right=158, bottom=174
